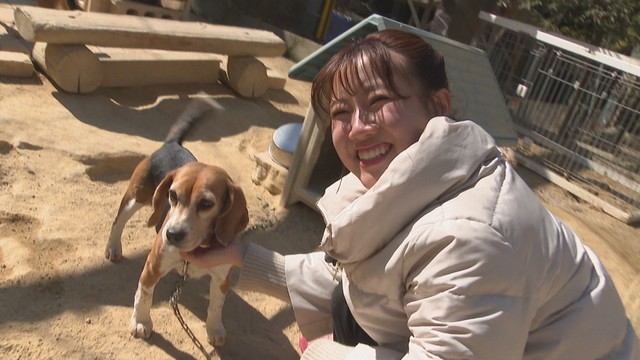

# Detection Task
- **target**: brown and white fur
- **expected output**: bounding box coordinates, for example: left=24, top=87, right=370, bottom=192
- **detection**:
left=131, top=161, right=248, bottom=346
left=105, top=97, right=249, bottom=346
left=105, top=96, right=221, bottom=261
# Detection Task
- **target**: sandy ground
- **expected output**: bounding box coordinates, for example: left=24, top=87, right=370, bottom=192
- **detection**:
left=1, top=2, right=639, bottom=359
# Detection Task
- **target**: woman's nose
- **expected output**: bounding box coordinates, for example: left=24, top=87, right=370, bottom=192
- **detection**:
left=348, top=108, right=376, bottom=139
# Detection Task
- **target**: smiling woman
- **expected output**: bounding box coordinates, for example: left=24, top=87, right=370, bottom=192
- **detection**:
left=312, top=30, right=452, bottom=188
left=180, top=29, right=640, bottom=360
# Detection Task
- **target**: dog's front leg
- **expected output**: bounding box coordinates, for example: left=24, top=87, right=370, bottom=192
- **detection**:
left=206, top=265, right=232, bottom=347
left=130, top=247, right=176, bottom=339
left=130, top=279, right=155, bottom=339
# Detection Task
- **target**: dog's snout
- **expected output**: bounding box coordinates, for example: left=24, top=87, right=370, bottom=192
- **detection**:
left=166, top=227, right=187, bottom=244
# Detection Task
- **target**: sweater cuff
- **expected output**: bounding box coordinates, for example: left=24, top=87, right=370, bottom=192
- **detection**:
left=301, top=339, right=352, bottom=360
left=235, top=242, right=290, bottom=302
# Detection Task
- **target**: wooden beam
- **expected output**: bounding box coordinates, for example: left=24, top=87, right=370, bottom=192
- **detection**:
left=14, top=6, right=286, bottom=57
left=0, top=51, right=34, bottom=77
left=93, top=46, right=221, bottom=87
left=33, top=43, right=223, bottom=92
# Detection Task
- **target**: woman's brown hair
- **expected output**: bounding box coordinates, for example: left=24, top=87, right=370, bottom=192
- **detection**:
left=310, top=29, right=449, bottom=119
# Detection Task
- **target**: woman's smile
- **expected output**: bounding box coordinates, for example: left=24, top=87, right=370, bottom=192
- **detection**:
left=357, top=143, right=391, bottom=164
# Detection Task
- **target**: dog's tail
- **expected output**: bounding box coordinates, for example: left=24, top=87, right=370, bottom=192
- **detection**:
left=164, top=96, right=224, bottom=144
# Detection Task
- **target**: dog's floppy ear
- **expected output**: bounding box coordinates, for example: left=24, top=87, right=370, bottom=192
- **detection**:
left=215, top=180, right=249, bottom=245
left=147, top=171, right=175, bottom=227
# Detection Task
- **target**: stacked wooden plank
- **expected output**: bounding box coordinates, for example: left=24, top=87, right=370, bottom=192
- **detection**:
left=0, top=5, right=34, bottom=77
left=5, top=5, right=288, bottom=97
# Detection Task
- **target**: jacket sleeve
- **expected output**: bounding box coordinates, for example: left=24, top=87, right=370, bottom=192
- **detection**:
left=400, top=221, right=539, bottom=360
left=235, top=242, right=290, bottom=302
left=285, top=251, right=341, bottom=340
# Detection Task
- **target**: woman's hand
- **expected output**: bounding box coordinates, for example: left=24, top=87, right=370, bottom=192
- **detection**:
left=179, top=240, right=246, bottom=268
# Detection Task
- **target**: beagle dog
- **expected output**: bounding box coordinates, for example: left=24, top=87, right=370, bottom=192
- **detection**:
left=104, top=97, right=249, bottom=346
left=105, top=96, right=221, bottom=262
left=131, top=161, right=248, bottom=346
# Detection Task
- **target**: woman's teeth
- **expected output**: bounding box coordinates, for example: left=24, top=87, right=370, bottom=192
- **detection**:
left=358, top=144, right=390, bottom=161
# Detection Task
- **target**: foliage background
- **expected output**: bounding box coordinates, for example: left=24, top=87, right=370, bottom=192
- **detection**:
left=336, top=0, right=640, bottom=55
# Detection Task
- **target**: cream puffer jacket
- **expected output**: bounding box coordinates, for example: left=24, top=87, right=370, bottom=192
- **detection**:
left=284, top=117, right=639, bottom=359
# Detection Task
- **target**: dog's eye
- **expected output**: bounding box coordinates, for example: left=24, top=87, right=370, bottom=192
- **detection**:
left=198, top=199, right=214, bottom=211
left=169, top=190, right=178, bottom=203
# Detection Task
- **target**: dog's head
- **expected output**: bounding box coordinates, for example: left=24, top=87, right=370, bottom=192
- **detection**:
left=147, top=162, right=249, bottom=253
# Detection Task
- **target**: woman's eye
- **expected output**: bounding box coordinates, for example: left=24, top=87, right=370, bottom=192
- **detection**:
left=330, top=109, right=350, bottom=121
left=370, top=95, right=390, bottom=108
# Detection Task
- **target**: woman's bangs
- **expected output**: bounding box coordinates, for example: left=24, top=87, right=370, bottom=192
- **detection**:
left=331, top=47, right=394, bottom=98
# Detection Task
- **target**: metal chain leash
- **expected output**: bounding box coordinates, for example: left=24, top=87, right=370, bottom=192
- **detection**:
left=170, top=261, right=215, bottom=360
left=169, top=222, right=272, bottom=360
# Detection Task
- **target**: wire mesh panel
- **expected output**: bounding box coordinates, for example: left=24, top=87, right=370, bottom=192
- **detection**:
left=474, top=12, right=640, bottom=223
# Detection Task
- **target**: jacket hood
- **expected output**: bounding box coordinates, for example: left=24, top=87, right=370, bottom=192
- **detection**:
left=316, top=117, right=501, bottom=264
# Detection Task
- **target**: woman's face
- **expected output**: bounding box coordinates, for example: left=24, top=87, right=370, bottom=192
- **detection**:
left=329, top=55, right=441, bottom=188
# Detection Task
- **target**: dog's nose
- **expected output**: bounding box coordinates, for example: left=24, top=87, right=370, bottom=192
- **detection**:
left=166, top=227, right=186, bottom=244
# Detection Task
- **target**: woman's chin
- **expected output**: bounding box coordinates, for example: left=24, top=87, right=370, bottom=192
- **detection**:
left=358, top=173, right=381, bottom=189
left=358, top=163, right=390, bottom=188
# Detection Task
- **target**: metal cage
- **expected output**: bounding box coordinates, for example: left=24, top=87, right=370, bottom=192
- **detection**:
left=474, top=12, right=640, bottom=224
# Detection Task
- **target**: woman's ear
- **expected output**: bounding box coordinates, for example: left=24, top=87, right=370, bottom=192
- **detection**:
left=433, top=88, right=452, bottom=116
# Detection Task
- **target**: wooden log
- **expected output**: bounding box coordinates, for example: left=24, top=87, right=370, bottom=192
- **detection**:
left=14, top=6, right=286, bottom=57
left=221, top=56, right=269, bottom=98
left=0, top=51, right=34, bottom=77
left=32, top=42, right=103, bottom=93
left=32, top=43, right=223, bottom=92
left=93, top=46, right=221, bottom=87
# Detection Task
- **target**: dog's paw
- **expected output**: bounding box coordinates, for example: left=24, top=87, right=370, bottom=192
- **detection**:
left=105, top=243, right=122, bottom=262
left=130, top=317, right=153, bottom=339
left=206, top=325, right=226, bottom=347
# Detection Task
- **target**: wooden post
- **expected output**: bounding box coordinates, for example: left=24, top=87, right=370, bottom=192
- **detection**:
left=32, top=42, right=103, bottom=93
left=221, top=56, right=269, bottom=98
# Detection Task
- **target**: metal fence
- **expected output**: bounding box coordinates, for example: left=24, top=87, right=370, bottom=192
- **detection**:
left=473, top=12, right=640, bottom=224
